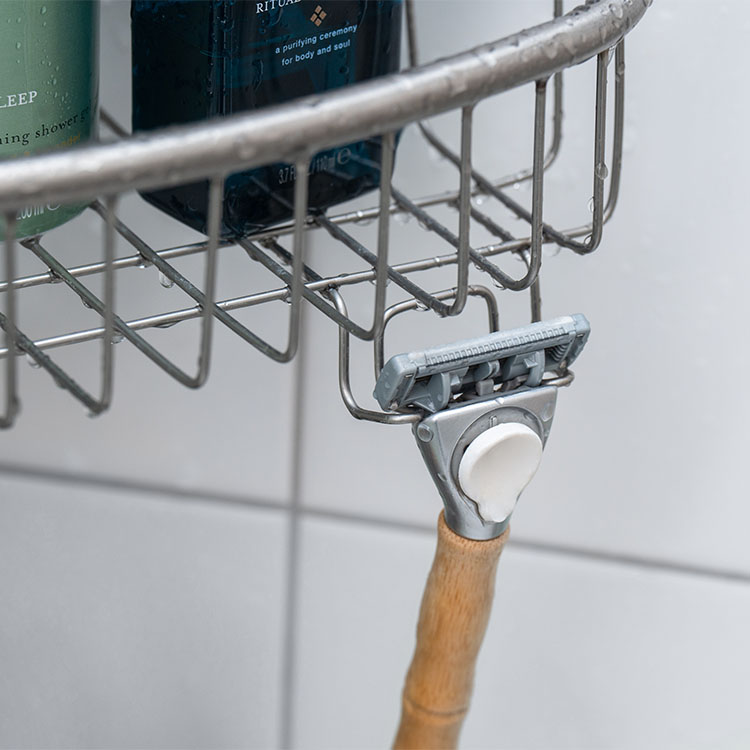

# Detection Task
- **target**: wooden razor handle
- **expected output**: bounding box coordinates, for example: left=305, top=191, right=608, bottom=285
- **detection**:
left=393, top=512, right=509, bottom=750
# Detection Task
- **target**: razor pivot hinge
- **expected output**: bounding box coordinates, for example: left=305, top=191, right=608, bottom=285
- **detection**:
left=374, top=314, right=591, bottom=540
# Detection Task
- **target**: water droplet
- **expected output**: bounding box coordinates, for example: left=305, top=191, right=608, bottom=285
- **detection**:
left=40, top=5, right=47, bottom=14
left=588, top=197, right=595, bottom=213
left=414, top=300, right=428, bottom=311
left=561, top=35, right=578, bottom=56
left=354, top=210, right=373, bottom=226
left=473, top=194, right=487, bottom=206
left=15, top=42, right=21, bottom=49
left=596, top=162, right=609, bottom=179
left=158, top=270, right=174, bottom=289
left=81, top=297, right=94, bottom=309
left=543, top=39, right=560, bottom=60
left=111, top=331, right=124, bottom=345
left=394, top=211, right=410, bottom=225
left=154, top=320, right=179, bottom=330
left=513, top=182, right=521, bottom=191
left=25, top=353, right=41, bottom=369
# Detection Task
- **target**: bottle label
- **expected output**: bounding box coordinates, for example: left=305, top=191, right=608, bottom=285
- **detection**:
left=132, top=0, right=402, bottom=235
left=0, top=1, right=98, bottom=238
left=226, top=0, right=401, bottom=195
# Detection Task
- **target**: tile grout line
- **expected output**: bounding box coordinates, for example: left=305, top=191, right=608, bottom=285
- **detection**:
left=278, top=304, right=309, bottom=750
left=0, top=461, right=284, bottom=512
left=508, top=537, right=750, bottom=587
left=302, top=506, right=750, bottom=587
left=3, top=464, right=750, bottom=589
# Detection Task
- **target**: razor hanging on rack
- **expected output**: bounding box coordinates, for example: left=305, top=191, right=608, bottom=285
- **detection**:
left=375, top=314, right=590, bottom=540
left=378, top=315, right=591, bottom=750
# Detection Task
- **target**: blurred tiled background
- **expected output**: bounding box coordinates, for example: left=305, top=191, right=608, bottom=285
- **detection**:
left=2, top=1, right=750, bottom=748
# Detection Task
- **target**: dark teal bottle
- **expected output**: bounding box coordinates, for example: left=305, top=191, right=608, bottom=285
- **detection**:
left=131, top=0, right=403, bottom=236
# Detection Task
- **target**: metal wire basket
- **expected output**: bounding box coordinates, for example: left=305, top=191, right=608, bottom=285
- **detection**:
left=0, top=0, right=650, bottom=428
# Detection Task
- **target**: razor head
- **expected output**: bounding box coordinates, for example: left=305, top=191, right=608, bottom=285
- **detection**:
left=374, top=314, right=590, bottom=414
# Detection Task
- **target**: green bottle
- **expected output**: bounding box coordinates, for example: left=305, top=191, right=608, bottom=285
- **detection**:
left=0, top=0, right=99, bottom=239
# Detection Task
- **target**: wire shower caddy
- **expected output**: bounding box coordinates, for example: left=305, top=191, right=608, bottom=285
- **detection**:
left=0, top=0, right=650, bottom=429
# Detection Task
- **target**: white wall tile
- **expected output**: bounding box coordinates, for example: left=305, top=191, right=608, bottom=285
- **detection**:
left=291, top=518, right=430, bottom=749
left=0, top=474, right=287, bottom=749
left=0, top=0, right=298, bottom=503
left=297, top=0, right=750, bottom=575
left=510, top=0, right=750, bottom=572
left=293, top=517, right=750, bottom=750
left=465, top=548, right=750, bottom=750
left=0, top=313, right=297, bottom=502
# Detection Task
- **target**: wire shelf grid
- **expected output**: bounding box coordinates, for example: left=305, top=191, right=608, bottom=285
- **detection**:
left=0, top=0, right=650, bottom=428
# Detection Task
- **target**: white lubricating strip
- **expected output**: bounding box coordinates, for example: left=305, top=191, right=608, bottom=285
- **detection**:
left=457, top=423, right=543, bottom=523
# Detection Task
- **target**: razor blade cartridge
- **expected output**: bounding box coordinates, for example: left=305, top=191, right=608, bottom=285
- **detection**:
left=374, top=314, right=590, bottom=413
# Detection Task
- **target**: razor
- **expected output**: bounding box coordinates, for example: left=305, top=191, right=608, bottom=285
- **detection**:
left=380, top=314, right=592, bottom=747
left=375, top=314, right=590, bottom=540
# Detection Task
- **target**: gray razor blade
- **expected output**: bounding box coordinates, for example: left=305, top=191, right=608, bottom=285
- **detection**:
left=374, top=314, right=590, bottom=414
